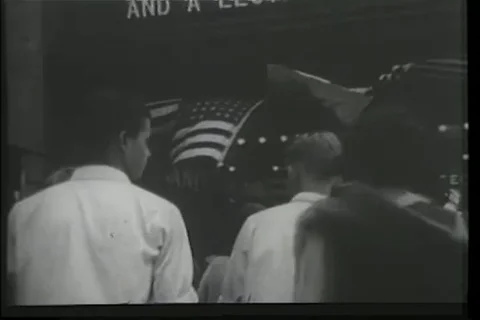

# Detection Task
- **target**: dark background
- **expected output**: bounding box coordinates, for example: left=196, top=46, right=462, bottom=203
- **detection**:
left=43, top=0, right=466, bottom=165
left=38, top=0, right=467, bottom=272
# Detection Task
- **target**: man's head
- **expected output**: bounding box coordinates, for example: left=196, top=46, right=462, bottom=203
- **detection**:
left=74, top=88, right=152, bottom=181
left=285, top=132, right=343, bottom=194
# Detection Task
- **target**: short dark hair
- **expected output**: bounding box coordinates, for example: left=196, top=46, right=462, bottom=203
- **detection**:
left=295, top=183, right=467, bottom=302
left=285, top=132, right=343, bottom=180
left=72, top=88, right=151, bottom=163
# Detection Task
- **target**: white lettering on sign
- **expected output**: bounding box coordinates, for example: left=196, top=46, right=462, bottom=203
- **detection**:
left=127, top=0, right=285, bottom=19
left=158, top=0, right=170, bottom=15
left=234, top=0, right=249, bottom=8
left=142, top=0, right=155, bottom=16
left=127, top=0, right=140, bottom=19
left=218, top=0, right=278, bottom=9
left=217, top=0, right=233, bottom=9
left=127, top=0, right=170, bottom=19
left=186, top=0, right=201, bottom=13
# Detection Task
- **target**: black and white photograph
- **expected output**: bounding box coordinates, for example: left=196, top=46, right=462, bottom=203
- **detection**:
left=4, top=0, right=468, bottom=315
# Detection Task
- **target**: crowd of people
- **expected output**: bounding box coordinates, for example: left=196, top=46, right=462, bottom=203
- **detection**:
left=7, top=66, right=468, bottom=305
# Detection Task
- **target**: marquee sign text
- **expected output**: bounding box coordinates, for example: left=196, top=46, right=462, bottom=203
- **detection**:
left=127, top=0, right=284, bottom=19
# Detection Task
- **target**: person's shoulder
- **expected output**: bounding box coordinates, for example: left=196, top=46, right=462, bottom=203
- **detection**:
left=296, top=195, right=348, bottom=231
left=332, top=182, right=382, bottom=201
left=9, top=183, right=74, bottom=222
left=247, top=202, right=295, bottom=223
left=131, top=185, right=177, bottom=208
left=130, top=185, right=182, bottom=221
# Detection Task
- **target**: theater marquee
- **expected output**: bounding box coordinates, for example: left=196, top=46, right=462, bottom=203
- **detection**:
left=126, top=0, right=286, bottom=19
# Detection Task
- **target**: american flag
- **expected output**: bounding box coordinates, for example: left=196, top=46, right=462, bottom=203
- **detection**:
left=170, top=98, right=264, bottom=164
left=147, top=98, right=182, bottom=134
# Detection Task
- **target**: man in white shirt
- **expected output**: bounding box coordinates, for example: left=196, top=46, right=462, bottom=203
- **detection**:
left=7, top=88, right=198, bottom=305
left=219, top=132, right=343, bottom=303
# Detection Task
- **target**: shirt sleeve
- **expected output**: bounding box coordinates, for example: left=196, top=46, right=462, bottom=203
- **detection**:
left=150, top=206, right=198, bottom=303
left=7, top=206, right=19, bottom=305
left=219, top=217, right=255, bottom=303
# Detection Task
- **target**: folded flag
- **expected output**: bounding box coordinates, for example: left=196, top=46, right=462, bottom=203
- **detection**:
left=170, top=98, right=264, bottom=164
left=267, top=64, right=372, bottom=125
left=147, top=98, right=181, bottom=134
left=376, top=58, right=467, bottom=125
left=378, top=59, right=467, bottom=83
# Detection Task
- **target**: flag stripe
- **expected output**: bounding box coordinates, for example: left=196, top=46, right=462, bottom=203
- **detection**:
left=147, top=99, right=182, bottom=135
left=174, top=121, right=236, bottom=141
left=170, top=99, right=263, bottom=165
left=173, top=148, right=224, bottom=164
left=425, top=59, right=467, bottom=68
left=150, top=103, right=179, bottom=118
left=296, top=71, right=332, bottom=84
left=170, top=134, right=231, bottom=158
left=146, top=99, right=181, bottom=107
left=172, top=142, right=227, bottom=161
left=411, top=65, right=467, bottom=75
left=174, top=128, right=233, bottom=144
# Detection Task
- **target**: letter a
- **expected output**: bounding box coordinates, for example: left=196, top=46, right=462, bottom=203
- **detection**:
left=127, top=0, right=141, bottom=19
left=186, top=0, right=201, bottom=13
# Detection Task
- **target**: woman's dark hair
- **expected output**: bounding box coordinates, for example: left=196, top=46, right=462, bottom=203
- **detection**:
left=71, top=88, right=151, bottom=164
left=343, top=107, right=444, bottom=200
left=345, top=59, right=467, bottom=201
left=296, top=183, right=467, bottom=303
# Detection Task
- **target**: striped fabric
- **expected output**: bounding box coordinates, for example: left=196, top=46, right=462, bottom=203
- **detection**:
left=267, top=64, right=372, bottom=126
left=378, top=58, right=467, bottom=82
left=147, top=98, right=181, bottom=134
left=410, top=59, right=467, bottom=80
left=170, top=99, right=264, bottom=164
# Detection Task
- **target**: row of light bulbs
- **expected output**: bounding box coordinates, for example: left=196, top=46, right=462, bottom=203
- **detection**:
left=219, top=158, right=468, bottom=174
left=236, top=135, right=290, bottom=146
left=224, top=126, right=468, bottom=173
left=217, top=162, right=283, bottom=173
left=239, top=124, right=468, bottom=144
left=438, top=123, right=468, bottom=132
left=437, top=123, right=468, bottom=160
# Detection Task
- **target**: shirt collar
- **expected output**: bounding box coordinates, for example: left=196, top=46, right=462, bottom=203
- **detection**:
left=291, top=192, right=327, bottom=204
left=71, top=165, right=131, bottom=184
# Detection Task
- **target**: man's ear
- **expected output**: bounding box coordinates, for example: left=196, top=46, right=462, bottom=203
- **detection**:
left=288, top=164, right=302, bottom=181
left=287, top=165, right=294, bottom=178
left=119, top=130, right=129, bottom=152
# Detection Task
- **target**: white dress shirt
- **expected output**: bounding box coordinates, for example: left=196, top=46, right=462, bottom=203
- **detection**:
left=7, top=165, right=198, bottom=305
left=219, top=192, right=326, bottom=303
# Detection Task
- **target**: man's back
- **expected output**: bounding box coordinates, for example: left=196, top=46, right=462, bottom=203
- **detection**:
left=221, top=192, right=325, bottom=302
left=8, top=166, right=197, bottom=305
